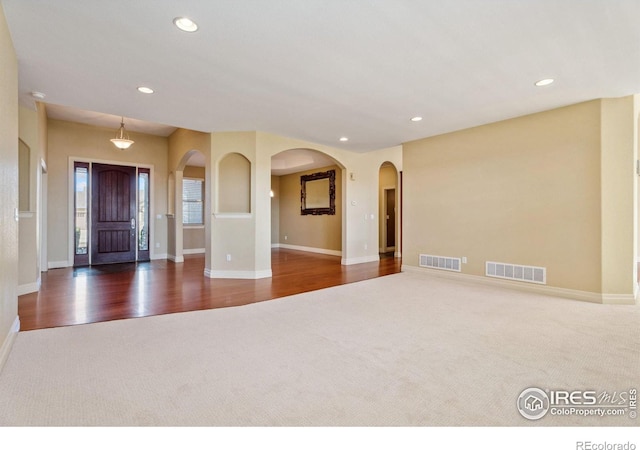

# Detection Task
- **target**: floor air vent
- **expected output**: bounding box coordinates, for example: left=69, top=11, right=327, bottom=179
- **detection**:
left=419, top=254, right=461, bottom=272
left=486, top=261, right=546, bottom=284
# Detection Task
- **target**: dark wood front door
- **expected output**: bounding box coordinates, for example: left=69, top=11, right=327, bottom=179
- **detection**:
left=91, top=164, right=137, bottom=264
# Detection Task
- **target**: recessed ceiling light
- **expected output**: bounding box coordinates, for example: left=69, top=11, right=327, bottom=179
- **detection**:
left=31, top=91, right=46, bottom=99
left=173, top=17, right=198, bottom=32
left=410, top=116, right=423, bottom=122
left=535, top=78, right=554, bottom=87
left=339, top=137, right=349, bottom=142
left=137, top=86, right=154, bottom=94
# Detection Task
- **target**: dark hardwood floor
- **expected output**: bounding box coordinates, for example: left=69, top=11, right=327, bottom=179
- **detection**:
left=18, top=249, right=401, bottom=331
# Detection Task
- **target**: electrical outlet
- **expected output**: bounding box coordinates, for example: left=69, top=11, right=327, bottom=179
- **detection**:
left=226, top=254, right=231, bottom=262
left=284, top=235, right=288, bottom=240
left=155, top=243, right=160, bottom=248
left=462, top=257, right=467, bottom=264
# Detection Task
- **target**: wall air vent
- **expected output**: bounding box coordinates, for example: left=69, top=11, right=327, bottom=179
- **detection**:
left=419, top=254, right=461, bottom=272
left=486, top=261, right=546, bottom=284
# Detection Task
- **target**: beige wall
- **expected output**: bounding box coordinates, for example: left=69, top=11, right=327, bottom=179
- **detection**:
left=277, top=165, right=342, bottom=252
left=403, top=98, right=638, bottom=300
left=168, top=129, right=211, bottom=175
left=36, top=102, right=48, bottom=275
left=17, top=136, right=39, bottom=288
left=18, top=215, right=37, bottom=288
left=47, top=119, right=169, bottom=265
left=17, top=106, right=42, bottom=291
left=183, top=228, right=205, bottom=251
left=636, top=96, right=640, bottom=266
left=209, top=132, right=258, bottom=275
left=183, top=165, right=205, bottom=178
left=0, top=2, right=19, bottom=361
left=18, top=139, right=29, bottom=211
left=600, top=96, right=637, bottom=299
left=270, top=175, right=280, bottom=244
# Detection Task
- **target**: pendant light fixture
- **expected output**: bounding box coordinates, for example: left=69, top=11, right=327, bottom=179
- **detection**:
left=110, top=117, right=134, bottom=150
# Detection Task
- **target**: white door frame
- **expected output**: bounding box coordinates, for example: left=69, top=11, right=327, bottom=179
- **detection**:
left=66, top=157, right=155, bottom=267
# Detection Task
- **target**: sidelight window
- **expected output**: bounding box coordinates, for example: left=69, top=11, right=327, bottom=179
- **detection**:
left=138, top=169, right=150, bottom=258
left=74, top=162, right=90, bottom=266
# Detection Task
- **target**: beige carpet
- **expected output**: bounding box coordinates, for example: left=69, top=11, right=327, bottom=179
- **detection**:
left=0, top=271, right=638, bottom=426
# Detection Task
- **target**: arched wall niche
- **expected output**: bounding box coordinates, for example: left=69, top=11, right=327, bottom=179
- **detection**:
left=217, top=152, right=251, bottom=214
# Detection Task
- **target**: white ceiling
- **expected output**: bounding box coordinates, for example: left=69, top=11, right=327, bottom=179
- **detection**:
left=4, top=0, right=640, bottom=154
left=45, top=103, right=177, bottom=137
left=271, top=149, right=337, bottom=176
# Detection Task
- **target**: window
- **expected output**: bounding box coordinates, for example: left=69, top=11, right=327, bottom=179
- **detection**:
left=138, top=169, right=150, bottom=260
left=183, top=178, right=204, bottom=225
left=74, top=164, right=89, bottom=255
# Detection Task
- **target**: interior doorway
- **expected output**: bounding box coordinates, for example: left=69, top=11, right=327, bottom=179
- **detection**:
left=169, top=149, right=207, bottom=264
left=378, top=162, right=399, bottom=257
left=384, top=188, right=396, bottom=251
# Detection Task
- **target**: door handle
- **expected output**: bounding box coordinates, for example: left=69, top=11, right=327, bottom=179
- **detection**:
left=131, top=218, right=136, bottom=229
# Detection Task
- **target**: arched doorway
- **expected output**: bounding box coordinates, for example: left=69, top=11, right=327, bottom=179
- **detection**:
left=170, top=149, right=207, bottom=263
left=271, top=148, right=345, bottom=258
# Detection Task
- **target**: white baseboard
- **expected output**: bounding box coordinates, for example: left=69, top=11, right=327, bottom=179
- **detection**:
left=183, top=248, right=205, bottom=255
left=167, top=254, right=184, bottom=263
left=402, top=265, right=637, bottom=305
left=48, top=260, right=70, bottom=269
left=17, top=277, right=40, bottom=296
left=204, top=268, right=272, bottom=279
left=341, top=255, right=380, bottom=265
left=276, top=243, right=341, bottom=257
left=151, top=253, right=168, bottom=261
left=0, top=316, right=20, bottom=374
left=602, top=293, right=638, bottom=305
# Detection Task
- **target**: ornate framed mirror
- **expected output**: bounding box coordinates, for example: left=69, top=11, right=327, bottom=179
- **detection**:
left=301, top=169, right=336, bottom=215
